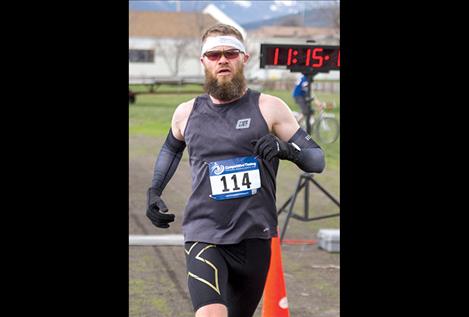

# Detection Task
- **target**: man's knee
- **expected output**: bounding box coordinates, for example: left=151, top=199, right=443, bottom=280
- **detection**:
left=195, top=303, right=228, bottom=317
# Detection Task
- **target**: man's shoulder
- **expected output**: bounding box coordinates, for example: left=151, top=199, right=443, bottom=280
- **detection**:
left=177, top=92, right=209, bottom=108
left=258, top=93, right=292, bottom=126
left=181, top=97, right=196, bottom=106
left=177, top=97, right=198, bottom=110
left=259, top=93, right=287, bottom=108
left=174, top=97, right=197, bottom=120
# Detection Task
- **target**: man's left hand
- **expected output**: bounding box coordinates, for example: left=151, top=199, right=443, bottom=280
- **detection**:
left=251, top=134, right=291, bottom=161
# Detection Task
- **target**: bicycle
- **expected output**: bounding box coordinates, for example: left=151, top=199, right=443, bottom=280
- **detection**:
left=292, top=100, right=340, bottom=144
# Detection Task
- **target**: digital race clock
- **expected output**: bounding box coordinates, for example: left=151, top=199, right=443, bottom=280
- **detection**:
left=259, top=43, right=340, bottom=73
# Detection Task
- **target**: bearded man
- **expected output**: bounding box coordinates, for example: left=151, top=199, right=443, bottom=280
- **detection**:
left=146, top=23, right=325, bottom=317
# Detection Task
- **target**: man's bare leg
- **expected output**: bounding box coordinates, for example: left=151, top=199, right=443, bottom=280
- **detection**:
left=195, top=303, right=228, bottom=317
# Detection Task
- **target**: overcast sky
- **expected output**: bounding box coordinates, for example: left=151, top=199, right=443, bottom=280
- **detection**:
left=128, top=1, right=339, bottom=25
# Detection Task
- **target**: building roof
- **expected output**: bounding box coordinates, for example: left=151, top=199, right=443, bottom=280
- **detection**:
left=250, top=26, right=337, bottom=39
left=202, top=4, right=246, bottom=40
left=129, top=11, right=219, bottom=38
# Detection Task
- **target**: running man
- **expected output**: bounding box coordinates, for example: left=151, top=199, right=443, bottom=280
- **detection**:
left=146, top=23, right=325, bottom=317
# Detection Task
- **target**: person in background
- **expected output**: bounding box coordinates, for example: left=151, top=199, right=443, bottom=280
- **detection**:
left=292, top=74, right=325, bottom=132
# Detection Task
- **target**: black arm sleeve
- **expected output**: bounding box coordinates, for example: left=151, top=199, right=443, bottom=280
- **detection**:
left=150, top=129, right=186, bottom=195
left=287, top=128, right=325, bottom=173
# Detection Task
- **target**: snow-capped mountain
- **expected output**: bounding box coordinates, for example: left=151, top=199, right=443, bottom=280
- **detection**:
left=128, top=1, right=339, bottom=29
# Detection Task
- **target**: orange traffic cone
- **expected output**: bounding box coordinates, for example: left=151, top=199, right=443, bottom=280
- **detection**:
left=261, top=234, right=290, bottom=317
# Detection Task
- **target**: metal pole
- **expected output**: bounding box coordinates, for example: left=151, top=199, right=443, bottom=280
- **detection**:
left=304, top=179, right=310, bottom=218
left=277, top=180, right=307, bottom=215
left=129, top=235, right=184, bottom=246
left=280, top=176, right=304, bottom=241
left=309, top=176, right=341, bottom=207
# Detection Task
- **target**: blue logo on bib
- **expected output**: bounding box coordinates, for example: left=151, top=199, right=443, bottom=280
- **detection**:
left=210, top=162, right=225, bottom=175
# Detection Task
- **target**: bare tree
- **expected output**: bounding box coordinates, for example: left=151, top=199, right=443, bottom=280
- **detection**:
left=155, top=14, right=213, bottom=77
left=156, top=38, right=194, bottom=76
left=243, top=38, right=260, bottom=80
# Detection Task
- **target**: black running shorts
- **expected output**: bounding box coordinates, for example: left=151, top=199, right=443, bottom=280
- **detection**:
left=184, top=238, right=271, bottom=317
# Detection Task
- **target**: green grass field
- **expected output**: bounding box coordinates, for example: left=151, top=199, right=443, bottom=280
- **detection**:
left=129, top=85, right=340, bottom=317
left=129, top=84, right=340, bottom=168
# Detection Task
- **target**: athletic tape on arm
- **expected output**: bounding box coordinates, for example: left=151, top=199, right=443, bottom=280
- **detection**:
left=151, top=129, right=186, bottom=195
left=288, top=128, right=325, bottom=173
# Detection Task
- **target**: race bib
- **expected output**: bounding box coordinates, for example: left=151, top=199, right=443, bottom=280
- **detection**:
left=208, top=156, right=261, bottom=200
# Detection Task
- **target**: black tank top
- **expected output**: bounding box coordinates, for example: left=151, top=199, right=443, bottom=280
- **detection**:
left=182, top=89, right=279, bottom=244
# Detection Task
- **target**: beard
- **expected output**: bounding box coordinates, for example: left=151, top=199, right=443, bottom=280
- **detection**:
left=204, top=64, right=247, bottom=102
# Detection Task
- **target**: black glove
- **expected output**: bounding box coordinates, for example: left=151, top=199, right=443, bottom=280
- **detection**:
left=251, top=134, right=297, bottom=161
left=146, top=187, right=175, bottom=228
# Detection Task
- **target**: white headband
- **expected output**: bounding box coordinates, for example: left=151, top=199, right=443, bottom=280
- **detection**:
left=201, top=36, right=246, bottom=57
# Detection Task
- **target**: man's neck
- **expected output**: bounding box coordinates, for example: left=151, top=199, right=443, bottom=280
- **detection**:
left=209, top=88, right=248, bottom=105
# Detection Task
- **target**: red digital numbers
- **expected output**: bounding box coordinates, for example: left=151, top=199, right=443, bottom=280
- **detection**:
left=311, top=48, right=324, bottom=68
left=273, top=48, right=279, bottom=65
left=308, top=47, right=340, bottom=69
left=287, top=48, right=300, bottom=65
left=293, top=49, right=298, bottom=64
left=266, top=45, right=339, bottom=70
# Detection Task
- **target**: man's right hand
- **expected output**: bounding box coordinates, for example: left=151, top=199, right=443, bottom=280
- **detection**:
left=146, top=187, right=175, bottom=228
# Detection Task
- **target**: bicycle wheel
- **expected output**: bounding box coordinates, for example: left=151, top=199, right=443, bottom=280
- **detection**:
left=298, top=115, right=315, bottom=133
left=314, top=117, right=339, bottom=144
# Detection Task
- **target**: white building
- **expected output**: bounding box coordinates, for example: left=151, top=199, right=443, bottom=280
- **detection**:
left=129, top=8, right=246, bottom=83
left=129, top=11, right=217, bottom=82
